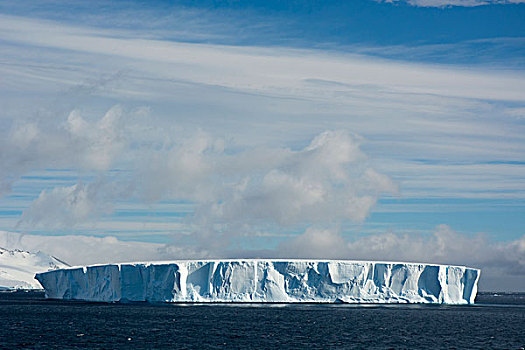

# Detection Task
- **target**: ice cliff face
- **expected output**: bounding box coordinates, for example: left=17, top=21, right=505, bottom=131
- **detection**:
left=35, top=260, right=480, bottom=304
left=0, top=247, right=70, bottom=290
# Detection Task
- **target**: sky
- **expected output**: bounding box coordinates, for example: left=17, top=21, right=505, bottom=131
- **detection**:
left=0, top=0, right=524, bottom=291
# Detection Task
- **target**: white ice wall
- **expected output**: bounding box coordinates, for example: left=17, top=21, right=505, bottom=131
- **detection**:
left=35, top=260, right=480, bottom=304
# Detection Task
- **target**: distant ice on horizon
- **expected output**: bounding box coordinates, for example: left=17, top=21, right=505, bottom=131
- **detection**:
left=0, top=247, right=69, bottom=290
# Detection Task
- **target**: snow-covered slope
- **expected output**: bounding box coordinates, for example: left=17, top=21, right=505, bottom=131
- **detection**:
left=35, top=260, right=480, bottom=304
left=0, top=247, right=70, bottom=290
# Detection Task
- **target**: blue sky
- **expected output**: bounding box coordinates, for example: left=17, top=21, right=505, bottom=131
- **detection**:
left=0, top=0, right=524, bottom=290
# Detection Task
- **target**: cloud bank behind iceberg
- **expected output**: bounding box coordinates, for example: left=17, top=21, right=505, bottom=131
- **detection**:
left=35, top=260, right=480, bottom=304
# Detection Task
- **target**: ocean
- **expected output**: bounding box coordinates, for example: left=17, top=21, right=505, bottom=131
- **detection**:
left=0, top=291, right=524, bottom=349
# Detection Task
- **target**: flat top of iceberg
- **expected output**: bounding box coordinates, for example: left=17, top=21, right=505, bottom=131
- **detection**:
left=55, top=258, right=479, bottom=272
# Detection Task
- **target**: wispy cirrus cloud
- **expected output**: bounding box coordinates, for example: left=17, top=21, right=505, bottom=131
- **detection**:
left=1, top=14, right=524, bottom=103
left=378, top=0, right=525, bottom=7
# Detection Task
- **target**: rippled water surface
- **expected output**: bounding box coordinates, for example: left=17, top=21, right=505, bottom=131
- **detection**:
left=1, top=291, right=524, bottom=349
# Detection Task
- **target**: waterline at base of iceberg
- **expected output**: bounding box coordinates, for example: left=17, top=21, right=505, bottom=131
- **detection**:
left=35, top=259, right=480, bottom=304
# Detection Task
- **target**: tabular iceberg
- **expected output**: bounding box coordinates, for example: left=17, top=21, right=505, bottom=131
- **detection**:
left=35, top=260, right=480, bottom=304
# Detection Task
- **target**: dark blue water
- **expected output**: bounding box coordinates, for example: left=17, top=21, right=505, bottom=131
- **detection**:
left=1, top=292, right=524, bottom=349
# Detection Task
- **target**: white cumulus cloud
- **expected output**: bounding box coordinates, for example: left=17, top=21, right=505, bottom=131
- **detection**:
left=11, top=108, right=395, bottom=238
left=0, top=106, right=125, bottom=197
